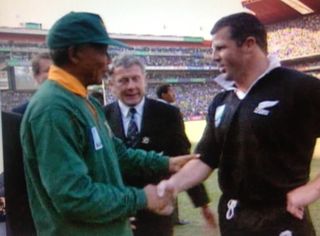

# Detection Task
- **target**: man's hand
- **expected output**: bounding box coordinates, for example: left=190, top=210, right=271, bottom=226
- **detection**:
left=286, top=175, right=320, bottom=219
left=286, top=184, right=315, bottom=219
left=286, top=188, right=307, bottom=219
left=169, top=153, right=200, bottom=173
left=157, top=180, right=177, bottom=198
left=144, top=184, right=174, bottom=215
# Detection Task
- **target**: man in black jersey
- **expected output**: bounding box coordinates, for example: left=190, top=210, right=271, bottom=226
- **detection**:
left=157, top=12, right=320, bottom=236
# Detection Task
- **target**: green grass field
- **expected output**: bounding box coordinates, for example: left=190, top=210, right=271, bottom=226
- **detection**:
left=174, top=120, right=320, bottom=236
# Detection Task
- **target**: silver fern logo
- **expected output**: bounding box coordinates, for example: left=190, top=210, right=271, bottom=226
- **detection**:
left=254, top=100, right=279, bottom=116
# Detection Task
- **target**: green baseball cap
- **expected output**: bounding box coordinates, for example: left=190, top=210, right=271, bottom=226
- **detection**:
left=47, top=12, right=128, bottom=49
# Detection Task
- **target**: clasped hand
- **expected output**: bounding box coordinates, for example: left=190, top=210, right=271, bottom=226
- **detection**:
left=144, top=184, right=175, bottom=215
left=144, top=153, right=199, bottom=215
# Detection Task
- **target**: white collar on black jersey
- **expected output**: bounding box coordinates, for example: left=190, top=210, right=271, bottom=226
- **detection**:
left=214, top=54, right=281, bottom=100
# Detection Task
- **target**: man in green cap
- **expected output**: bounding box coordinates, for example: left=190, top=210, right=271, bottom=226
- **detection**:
left=20, top=12, right=197, bottom=236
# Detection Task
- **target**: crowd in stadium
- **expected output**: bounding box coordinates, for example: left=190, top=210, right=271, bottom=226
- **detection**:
left=109, top=45, right=212, bottom=56
left=267, top=14, right=320, bottom=59
left=161, top=82, right=222, bottom=119
left=0, top=13, right=320, bottom=120
left=137, top=55, right=214, bottom=67
left=0, top=82, right=222, bottom=121
left=147, top=71, right=217, bottom=81
left=1, top=43, right=214, bottom=68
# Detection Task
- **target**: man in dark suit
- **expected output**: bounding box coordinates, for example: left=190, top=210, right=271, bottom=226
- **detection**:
left=2, top=111, right=36, bottom=235
left=105, top=54, right=214, bottom=236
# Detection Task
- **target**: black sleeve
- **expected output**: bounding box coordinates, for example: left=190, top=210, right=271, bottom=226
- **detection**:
left=196, top=99, right=222, bottom=169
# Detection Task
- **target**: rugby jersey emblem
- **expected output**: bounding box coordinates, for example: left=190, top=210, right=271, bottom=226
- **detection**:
left=254, top=100, right=279, bottom=116
left=215, top=104, right=226, bottom=127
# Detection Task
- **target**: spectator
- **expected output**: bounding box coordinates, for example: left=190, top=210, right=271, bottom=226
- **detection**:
left=156, top=84, right=176, bottom=104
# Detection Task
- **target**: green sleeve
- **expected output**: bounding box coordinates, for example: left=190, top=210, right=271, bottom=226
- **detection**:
left=29, top=109, right=147, bottom=224
left=112, top=137, right=170, bottom=179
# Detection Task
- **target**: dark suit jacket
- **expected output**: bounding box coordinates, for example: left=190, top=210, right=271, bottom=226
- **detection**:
left=105, top=98, right=209, bottom=206
left=11, top=102, right=29, bottom=115
left=2, top=111, right=36, bottom=236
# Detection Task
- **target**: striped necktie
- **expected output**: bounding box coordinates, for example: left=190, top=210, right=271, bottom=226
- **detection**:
left=126, top=107, right=139, bottom=147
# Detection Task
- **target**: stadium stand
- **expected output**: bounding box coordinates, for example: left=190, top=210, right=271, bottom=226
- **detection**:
left=1, top=12, right=320, bottom=120
left=267, top=14, right=320, bottom=59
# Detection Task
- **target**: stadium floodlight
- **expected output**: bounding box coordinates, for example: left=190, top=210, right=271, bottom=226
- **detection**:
left=281, top=0, right=314, bottom=15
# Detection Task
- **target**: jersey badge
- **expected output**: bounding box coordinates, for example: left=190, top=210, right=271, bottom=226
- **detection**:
left=91, top=126, right=103, bottom=150
left=142, top=136, right=150, bottom=144
left=215, top=104, right=226, bottom=127
left=254, top=100, right=279, bottom=116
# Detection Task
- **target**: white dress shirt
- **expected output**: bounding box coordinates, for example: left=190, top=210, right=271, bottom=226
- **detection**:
left=118, top=97, right=145, bottom=136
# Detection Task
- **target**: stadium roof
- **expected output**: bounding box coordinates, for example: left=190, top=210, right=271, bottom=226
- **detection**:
left=242, top=0, right=320, bottom=24
left=0, top=27, right=208, bottom=44
left=0, top=27, right=212, bottom=48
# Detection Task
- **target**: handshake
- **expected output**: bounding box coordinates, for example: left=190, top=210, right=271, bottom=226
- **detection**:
left=143, top=153, right=200, bottom=215
left=143, top=180, right=176, bottom=215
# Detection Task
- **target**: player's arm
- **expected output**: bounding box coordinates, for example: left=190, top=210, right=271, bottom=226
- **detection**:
left=287, top=174, right=320, bottom=219
left=158, top=159, right=213, bottom=196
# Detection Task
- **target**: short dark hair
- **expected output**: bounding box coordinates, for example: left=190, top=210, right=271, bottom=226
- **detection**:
left=211, top=12, right=267, bottom=53
left=156, top=84, right=171, bottom=99
left=31, top=52, right=51, bottom=76
left=50, top=48, right=69, bottom=67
